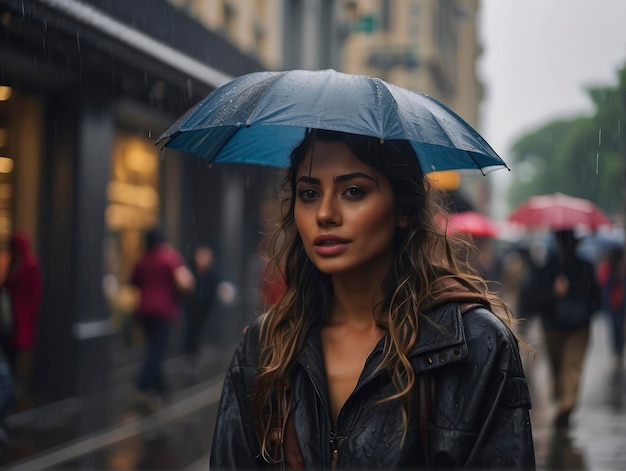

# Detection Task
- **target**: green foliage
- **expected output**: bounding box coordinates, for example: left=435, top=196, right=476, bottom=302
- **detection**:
left=507, top=62, right=626, bottom=221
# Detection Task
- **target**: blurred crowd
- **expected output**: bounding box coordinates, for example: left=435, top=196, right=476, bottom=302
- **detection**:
left=480, top=226, right=624, bottom=431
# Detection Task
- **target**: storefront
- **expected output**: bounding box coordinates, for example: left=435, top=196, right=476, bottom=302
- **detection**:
left=0, top=0, right=267, bottom=405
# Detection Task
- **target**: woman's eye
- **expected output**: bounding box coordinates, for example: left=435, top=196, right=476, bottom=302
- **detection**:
left=298, top=189, right=318, bottom=201
left=344, top=186, right=365, bottom=199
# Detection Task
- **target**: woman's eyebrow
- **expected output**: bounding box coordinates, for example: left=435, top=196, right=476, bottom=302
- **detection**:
left=296, top=176, right=320, bottom=185
left=295, top=172, right=378, bottom=185
left=334, top=172, right=377, bottom=183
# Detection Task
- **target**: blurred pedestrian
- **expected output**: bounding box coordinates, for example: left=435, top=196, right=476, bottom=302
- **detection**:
left=597, top=247, right=625, bottom=370
left=130, top=228, right=194, bottom=410
left=471, top=236, right=500, bottom=293
left=1, top=231, right=42, bottom=403
left=535, top=229, right=601, bottom=429
left=515, top=240, right=550, bottom=336
left=183, top=245, right=219, bottom=370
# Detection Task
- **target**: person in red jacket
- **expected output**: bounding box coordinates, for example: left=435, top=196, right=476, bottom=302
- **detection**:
left=2, top=231, right=42, bottom=398
left=130, top=228, right=194, bottom=410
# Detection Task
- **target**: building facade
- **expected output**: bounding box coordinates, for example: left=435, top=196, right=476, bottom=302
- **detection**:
left=0, top=0, right=268, bottom=406
left=338, top=0, right=490, bottom=208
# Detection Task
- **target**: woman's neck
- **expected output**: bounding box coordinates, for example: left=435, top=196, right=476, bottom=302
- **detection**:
left=329, top=273, right=385, bottom=326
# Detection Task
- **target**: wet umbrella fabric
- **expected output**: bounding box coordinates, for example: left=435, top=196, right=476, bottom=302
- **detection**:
left=157, top=69, right=507, bottom=174
left=508, top=192, right=612, bottom=231
left=446, top=211, right=499, bottom=238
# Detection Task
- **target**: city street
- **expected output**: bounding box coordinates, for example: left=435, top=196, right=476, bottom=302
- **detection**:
left=1, top=315, right=625, bottom=470
left=525, top=314, right=626, bottom=470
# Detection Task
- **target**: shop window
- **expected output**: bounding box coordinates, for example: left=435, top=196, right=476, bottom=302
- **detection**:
left=0, top=87, right=43, bottom=283
left=104, top=134, right=160, bottom=346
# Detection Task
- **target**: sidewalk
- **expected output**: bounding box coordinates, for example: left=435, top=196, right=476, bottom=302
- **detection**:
left=3, top=316, right=625, bottom=470
left=0, top=343, right=235, bottom=470
left=525, top=314, right=626, bottom=470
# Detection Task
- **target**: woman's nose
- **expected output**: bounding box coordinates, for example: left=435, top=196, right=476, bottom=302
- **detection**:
left=316, top=194, right=339, bottom=227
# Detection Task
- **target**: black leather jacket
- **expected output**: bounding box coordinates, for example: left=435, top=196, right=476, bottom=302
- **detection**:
left=211, top=303, right=535, bottom=469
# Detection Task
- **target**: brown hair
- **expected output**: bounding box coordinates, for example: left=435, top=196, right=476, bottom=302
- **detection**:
left=252, top=129, right=514, bottom=462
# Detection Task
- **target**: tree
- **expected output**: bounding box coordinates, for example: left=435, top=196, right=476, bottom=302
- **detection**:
left=508, top=63, right=626, bottom=222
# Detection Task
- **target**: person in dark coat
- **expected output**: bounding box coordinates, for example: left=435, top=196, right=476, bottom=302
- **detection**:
left=210, top=130, right=535, bottom=469
left=183, top=245, right=219, bottom=368
left=535, top=229, right=601, bottom=429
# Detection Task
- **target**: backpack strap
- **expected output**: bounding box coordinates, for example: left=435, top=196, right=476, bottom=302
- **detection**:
left=459, top=302, right=484, bottom=314
left=268, top=381, right=303, bottom=470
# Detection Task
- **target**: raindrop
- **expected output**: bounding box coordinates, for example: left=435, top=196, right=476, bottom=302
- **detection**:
left=598, top=129, right=602, bottom=146
left=596, top=153, right=599, bottom=175
left=148, top=129, right=152, bottom=138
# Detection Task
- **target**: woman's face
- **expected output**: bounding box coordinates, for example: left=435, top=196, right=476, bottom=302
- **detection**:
left=294, top=140, right=407, bottom=278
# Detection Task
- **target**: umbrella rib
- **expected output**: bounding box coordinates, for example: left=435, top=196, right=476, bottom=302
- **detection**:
left=206, top=127, right=241, bottom=165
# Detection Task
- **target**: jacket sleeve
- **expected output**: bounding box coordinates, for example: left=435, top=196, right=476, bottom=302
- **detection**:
left=210, top=320, right=264, bottom=470
left=429, top=309, right=535, bottom=469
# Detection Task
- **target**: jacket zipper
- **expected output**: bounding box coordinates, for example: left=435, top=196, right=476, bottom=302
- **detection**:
left=330, top=422, right=339, bottom=468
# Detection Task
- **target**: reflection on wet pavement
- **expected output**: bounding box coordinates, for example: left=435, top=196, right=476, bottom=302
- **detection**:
left=2, top=345, right=231, bottom=470
left=525, top=315, right=626, bottom=470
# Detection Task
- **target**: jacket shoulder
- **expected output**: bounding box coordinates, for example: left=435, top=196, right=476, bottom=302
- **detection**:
left=461, top=307, right=529, bottom=395
left=462, top=307, right=521, bottom=360
left=232, top=314, right=265, bottom=368
left=462, top=307, right=517, bottom=344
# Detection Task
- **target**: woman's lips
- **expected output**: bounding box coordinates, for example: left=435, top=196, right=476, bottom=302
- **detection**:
left=313, top=235, right=350, bottom=256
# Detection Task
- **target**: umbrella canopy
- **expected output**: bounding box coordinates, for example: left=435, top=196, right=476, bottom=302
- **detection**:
left=508, top=192, right=612, bottom=231
left=157, top=69, right=507, bottom=174
left=441, top=211, right=499, bottom=238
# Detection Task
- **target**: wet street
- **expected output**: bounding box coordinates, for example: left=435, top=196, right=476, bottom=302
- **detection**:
left=525, top=314, right=626, bottom=470
left=1, top=315, right=625, bottom=470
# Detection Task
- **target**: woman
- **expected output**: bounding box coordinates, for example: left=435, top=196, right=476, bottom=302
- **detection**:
left=211, top=130, right=535, bottom=469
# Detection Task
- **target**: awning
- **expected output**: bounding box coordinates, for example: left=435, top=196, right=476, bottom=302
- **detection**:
left=37, top=0, right=233, bottom=88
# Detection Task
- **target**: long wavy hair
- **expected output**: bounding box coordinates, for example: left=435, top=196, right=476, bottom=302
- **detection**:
left=252, top=129, right=514, bottom=461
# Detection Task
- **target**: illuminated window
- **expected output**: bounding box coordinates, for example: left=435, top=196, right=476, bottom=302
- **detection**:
left=104, top=134, right=160, bottom=333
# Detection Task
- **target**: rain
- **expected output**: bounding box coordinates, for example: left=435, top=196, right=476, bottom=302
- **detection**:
left=0, top=0, right=624, bottom=470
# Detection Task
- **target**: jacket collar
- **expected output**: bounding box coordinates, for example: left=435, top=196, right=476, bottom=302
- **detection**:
left=294, top=299, right=472, bottom=410
left=293, top=275, right=490, bottom=409
left=409, top=302, right=468, bottom=374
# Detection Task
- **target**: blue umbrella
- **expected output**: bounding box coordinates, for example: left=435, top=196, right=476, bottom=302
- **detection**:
left=157, top=69, right=507, bottom=174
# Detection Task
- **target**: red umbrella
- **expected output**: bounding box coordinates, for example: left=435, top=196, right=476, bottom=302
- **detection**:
left=443, top=211, right=499, bottom=238
left=508, top=192, right=612, bottom=231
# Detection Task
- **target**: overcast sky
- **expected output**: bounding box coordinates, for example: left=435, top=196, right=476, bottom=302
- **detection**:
left=477, top=0, right=626, bottom=216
